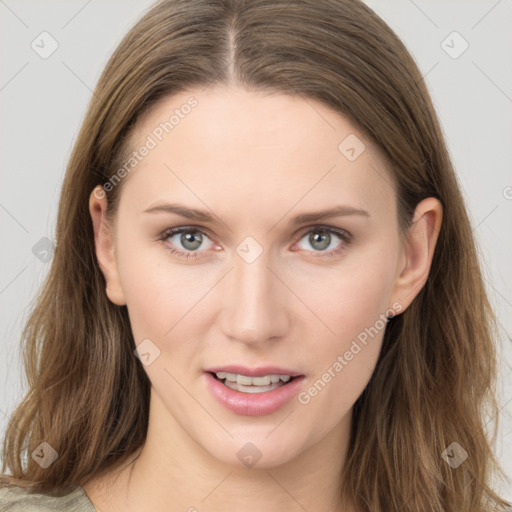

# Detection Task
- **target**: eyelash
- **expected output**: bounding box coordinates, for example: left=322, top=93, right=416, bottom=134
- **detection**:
left=157, top=225, right=353, bottom=260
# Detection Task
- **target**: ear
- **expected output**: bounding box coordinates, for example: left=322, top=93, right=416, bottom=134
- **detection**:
left=390, top=197, right=443, bottom=313
left=89, top=185, right=126, bottom=306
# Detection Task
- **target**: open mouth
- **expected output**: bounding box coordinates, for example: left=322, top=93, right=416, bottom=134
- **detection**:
left=208, top=371, right=297, bottom=394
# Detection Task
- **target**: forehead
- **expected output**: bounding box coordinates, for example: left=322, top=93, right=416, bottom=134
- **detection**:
left=118, top=85, right=395, bottom=221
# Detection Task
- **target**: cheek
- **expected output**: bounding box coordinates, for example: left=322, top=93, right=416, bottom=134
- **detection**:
left=115, top=240, right=206, bottom=342
left=296, top=294, right=387, bottom=433
left=296, top=247, right=398, bottom=343
left=295, top=245, right=398, bottom=410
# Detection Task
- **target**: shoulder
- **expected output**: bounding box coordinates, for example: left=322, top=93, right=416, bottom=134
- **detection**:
left=0, top=484, right=96, bottom=511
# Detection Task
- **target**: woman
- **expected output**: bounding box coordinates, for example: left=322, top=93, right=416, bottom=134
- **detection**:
left=1, top=0, right=510, bottom=510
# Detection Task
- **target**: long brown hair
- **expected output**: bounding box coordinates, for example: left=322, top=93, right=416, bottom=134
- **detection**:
left=1, top=1, right=510, bottom=510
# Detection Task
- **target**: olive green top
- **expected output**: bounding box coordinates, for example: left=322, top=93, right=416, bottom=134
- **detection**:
left=0, top=484, right=96, bottom=511
left=2, top=482, right=511, bottom=511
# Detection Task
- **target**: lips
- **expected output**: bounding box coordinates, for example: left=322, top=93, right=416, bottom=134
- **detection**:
left=203, top=365, right=305, bottom=416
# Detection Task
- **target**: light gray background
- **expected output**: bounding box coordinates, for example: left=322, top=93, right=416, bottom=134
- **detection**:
left=1, top=0, right=511, bottom=500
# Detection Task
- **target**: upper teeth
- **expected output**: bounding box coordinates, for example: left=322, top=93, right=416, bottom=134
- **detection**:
left=215, top=372, right=292, bottom=386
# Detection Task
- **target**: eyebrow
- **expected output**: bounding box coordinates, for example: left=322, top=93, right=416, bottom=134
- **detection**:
left=143, top=202, right=370, bottom=227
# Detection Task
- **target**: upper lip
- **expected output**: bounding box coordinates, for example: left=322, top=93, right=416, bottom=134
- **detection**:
left=205, top=365, right=303, bottom=377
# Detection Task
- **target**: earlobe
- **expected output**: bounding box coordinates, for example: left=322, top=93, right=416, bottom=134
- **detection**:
left=89, top=186, right=127, bottom=306
left=391, top=197, right=443, bottom=312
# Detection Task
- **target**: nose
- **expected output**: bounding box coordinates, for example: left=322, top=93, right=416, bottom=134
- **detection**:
left=219, top=250, right=289, bottom=346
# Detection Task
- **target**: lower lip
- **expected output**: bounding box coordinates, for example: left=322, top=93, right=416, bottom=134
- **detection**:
left=204, top=372, right=305, bottom=416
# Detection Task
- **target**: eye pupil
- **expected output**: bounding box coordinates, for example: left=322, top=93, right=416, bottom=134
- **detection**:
left=310, top=231, right=331, bottom=250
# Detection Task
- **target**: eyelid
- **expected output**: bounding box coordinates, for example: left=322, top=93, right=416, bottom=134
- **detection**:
left=161, top=224, right=214, bottom=237
left=294, top=224, right=353, bottom=242
left=159, top=224, right=352, bottom=241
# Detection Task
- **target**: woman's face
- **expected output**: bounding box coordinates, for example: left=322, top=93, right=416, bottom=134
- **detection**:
left=91, top=85, right=434, bottom=470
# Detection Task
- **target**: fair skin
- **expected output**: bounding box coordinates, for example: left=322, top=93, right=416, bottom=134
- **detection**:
left=85, top=85, right=442, bottom=512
